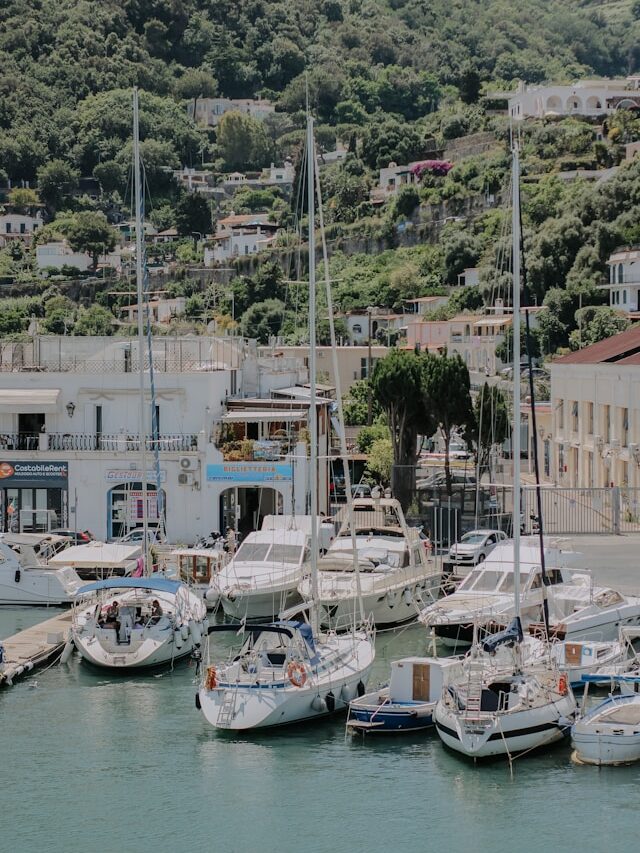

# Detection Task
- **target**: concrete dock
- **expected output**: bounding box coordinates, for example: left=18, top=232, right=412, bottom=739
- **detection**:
left=0, top=611, right=72, bottom=686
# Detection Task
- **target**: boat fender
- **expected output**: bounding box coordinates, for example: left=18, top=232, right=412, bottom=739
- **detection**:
left=181, top=623, right=190, bottom=641
left=24, top=661, right=33, bottom=672
left=195, top=692, right=201, bottom=710
left=402, top=588, right=413, bottom=606
left=311, top=695, right=327, bottom=712
left=60, top=640, right=75, bottom=665
left=16, top=665, right=24, bottom=677
left=341, top=683, right=355, bottom=703
left=14, top=569, right=20, bottom=584
left=174, top=629, right=184, bottom=649
left=325, top=691, right=336, bottom=712
left=357, top=680, right=366, bottom=697
left=558, top=673, right=568, bottom=695
left=189, top=620, right=203, bottom=646
left=202, top=618, right=210, bottom=633
left=287, top=661, right=307, bottom=688
left=386, top=591, right=398, bottom=608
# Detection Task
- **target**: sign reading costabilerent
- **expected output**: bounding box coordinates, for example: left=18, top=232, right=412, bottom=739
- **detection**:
left=206, top=463, right=292, bottom=483
left=0, top=461, right=69, bottom=489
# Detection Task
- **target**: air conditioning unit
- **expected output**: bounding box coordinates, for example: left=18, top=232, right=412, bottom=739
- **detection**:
left=178, top=471, right=194, bottom=486
left=179, top=456, right=199, bottom=471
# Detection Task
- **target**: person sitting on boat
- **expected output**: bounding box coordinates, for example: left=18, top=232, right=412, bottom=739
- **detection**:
left=105, top=601, right=121, bottom=635
left=150, top=599, right=163, bottom=622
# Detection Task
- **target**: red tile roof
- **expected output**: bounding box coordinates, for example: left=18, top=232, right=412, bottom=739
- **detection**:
left=552, top=324, right=640, bottom=365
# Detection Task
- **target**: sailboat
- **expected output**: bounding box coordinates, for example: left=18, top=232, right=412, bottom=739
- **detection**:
left=196, top=112, right=375, bottom=730
left=69, top=89, right=207, bottom=670
left=433, top=145, right=577, bottom=759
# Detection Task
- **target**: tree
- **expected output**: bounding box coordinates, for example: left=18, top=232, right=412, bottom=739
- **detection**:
left=423, top=352, right=475, bottom=495
left=174, top=68, right=217, bottom=119
left=93, top=161, right=125, bottom=195
left=74, top=305, right=114, bottom=336
left=391, top=185, right=420, bottom=220
left=569, top=306, right=630, bottom=349
left=66, top=212, right=117, bottom=271
left=472, top=383, right=509, bottom=479
left=241, top=299, right=286, bottom=343
left=37, top=160, right=79, bottom=211
left=216, top=112, right=273, bottom=171
left=365, top=438, right=393, bottom=486
left=458, top=67, right=482, bottom=104
left=42, top=295, right=76, bottom=335
left=7, top=188, right=40, bottom=212
left=175, top=193, right=212, bottom=241
left=356, top=420, right=389, bottom=452
left=343, top=379, right=381, bottom=425
left=371, top=350, right=435, bottom=508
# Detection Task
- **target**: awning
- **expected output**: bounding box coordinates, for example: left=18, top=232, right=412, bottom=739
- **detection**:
left=77, top=577, right=182, bottom=596
left=221, top=410, right=306, bottom=423
left=0, top=389, right=61, bottom=413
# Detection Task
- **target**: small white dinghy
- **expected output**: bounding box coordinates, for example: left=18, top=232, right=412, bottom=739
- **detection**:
left=572, top=677, right=640, bottom=766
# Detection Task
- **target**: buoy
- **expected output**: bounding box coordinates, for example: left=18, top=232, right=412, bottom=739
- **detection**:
left=205, top=589, right=218, bottom=605
left=174, top=629, right=184, bottom=649
left=180, top=623, right=189, bottom=641
left=60, top=640, right=74, bottom=665
left=311, top=695, right=327, bottom=712
left=189, top=620, right=202, bottom=646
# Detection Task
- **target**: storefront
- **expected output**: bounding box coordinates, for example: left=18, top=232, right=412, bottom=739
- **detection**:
left=105, top=469, right=167, bottom=539
left=207, top=462, right=291, bottom=538
left=0, top=460, right=68, bottom=532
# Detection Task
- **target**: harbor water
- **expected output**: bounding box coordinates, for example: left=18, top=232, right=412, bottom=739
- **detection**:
left=1, top=608, right=637, bottom=853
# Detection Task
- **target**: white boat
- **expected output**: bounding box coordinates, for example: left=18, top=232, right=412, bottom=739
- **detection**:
left=197, top=620, right=374, bottom=729
left=209, top=529, right=309, bottom=621
left=347, top=656, right=463, bottom=734
left=529, top=638, right=636, bottom=689
left=48, top=540, right=142, bottom=580
left=0, top=538, right=82, bottom=605
left=70, top=576, right=207, bottom=669
left=572, top=689, right=640, bottom=766
left=299, top=497, right=440, bottom=628
left=545, top=580, right=640, bottom=642
left=172, top=546, right=228, bottom=608
left=197, top=112, right=375, bottom=730
left=419, top=538, right=573, bottom=648
left=433, top=146, right=577, bottom=760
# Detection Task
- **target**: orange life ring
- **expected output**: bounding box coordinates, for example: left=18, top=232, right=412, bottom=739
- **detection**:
left=287, top=661, right=307, bottom=688
left=558, top=673, right=568, bottom=695
left=205, top=666, right=217, bottom=690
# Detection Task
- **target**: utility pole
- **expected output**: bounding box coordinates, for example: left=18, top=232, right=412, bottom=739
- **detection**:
left=367, top=307, right=373, bottom=426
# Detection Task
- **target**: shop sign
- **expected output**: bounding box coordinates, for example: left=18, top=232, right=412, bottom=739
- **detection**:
left=0, top=461, right=68, bottom=489
left=206, top=462, right=292, bottom=483
left=104, top=469, right=166, bottom=484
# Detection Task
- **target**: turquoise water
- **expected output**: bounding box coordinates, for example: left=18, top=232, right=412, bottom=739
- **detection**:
left=1, top=611, right=637, bottom=853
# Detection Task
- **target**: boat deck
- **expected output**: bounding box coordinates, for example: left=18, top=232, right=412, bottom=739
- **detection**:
left=0, top=611, right=71, bottom=686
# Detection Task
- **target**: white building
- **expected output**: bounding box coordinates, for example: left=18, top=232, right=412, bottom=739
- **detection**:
left=204, top=214, right=279, bottom=265
left=508, top=78, right=640, bottom=121
left=604, top=246, right=640, bottom=314
left=188, top=97, right=275, bottom=127
left=0, top=336, right=331, bottom=542
left=0, top=211, right=44, bottom=248
left=120, top=297, right=186, bottom=325
left=172, top=167, right=217, bottom=197
left=549, top=325, right=640, bottom=489
left=36, top=241, right=122, bottom=273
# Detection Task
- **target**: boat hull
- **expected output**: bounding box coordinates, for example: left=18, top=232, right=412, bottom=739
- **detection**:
left=347, top=696, right=435, bottom=733
left=220, top=585, right=303, bottom=622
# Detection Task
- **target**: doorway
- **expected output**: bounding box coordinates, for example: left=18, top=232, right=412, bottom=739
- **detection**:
left=219, top=487, right=282, bottom=540
left=107, top=481, right=166, bottom=539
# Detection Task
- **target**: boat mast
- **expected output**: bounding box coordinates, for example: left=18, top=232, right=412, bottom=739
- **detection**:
left=307, top=111, right=319, bottom=636
left=511, top=145, right=521, bottom=627
left=133, top=88, right=151, bottom=574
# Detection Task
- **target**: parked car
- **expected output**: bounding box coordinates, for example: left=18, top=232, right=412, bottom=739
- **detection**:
left=50, top=528, right=95, bottom=545
left=449, top=440, right=472, bottom=460
left=448, top=529, right=508, bottom=569
left=113, top=528, right=163, bottom=546
left=351, top=483, right=372, bottom=498
left=417, top=471, right=476, bottom=489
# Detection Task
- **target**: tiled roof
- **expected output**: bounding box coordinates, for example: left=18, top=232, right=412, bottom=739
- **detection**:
left=552, top=324, right=640, bottom=364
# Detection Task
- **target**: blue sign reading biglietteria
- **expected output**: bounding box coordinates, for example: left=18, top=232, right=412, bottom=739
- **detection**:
left=206, top=463, right=292, bottom=483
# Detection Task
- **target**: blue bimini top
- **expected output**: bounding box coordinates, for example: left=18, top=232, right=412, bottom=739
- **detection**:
left=77, top=576, right=182, bottom=596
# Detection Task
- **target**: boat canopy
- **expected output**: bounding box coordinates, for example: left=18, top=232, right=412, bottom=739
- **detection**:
left=78, top=576, right=183, bottom=596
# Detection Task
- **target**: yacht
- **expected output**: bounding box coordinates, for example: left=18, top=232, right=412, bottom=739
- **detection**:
left=299, top=497, right=440, bottom=628
left=544, top=580, right=640, bottom=642
left=572, top=686, right=640, bottom=766
left=0, top=537, right=82, bottom=605
left=208, top=529, right=309, bottom=621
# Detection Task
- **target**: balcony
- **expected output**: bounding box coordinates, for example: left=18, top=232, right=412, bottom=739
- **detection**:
left=0, top=433, right=199, bottom=452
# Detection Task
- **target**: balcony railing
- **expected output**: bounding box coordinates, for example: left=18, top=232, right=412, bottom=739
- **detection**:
left=0, top=433, right=199, bottom=452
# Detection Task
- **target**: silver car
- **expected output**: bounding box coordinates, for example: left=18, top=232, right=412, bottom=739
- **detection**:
left=448, top=529, right=508, bottom=569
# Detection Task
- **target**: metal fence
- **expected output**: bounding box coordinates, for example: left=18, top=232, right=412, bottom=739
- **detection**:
left=0, top=432, right=199, bottom=452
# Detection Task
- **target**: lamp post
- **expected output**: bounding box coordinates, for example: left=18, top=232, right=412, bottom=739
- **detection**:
left=367, top=306, right=374, bottom=426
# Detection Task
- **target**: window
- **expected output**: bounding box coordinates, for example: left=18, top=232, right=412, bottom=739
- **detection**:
left=5, top=223, right=10, bottom=233
left=587, top=402, right=594, bottom=435
left=604, top=405, right=611, bottom=442
left=544, top=439, right=550, bottom=477
left=352, top=324, right=362, bottom=335
left=557, top=400, right=564, bottom=430
left=618, top=263, right=624, bottom=284
left=20, top=223, right=25, bottom=234
left=623, top=290, right=627, bottom=305
left=571, top=401, right=578, bottom=432
left=360, top=358, right=368, bottom=379
left=622, top=407, right=629, bottom=447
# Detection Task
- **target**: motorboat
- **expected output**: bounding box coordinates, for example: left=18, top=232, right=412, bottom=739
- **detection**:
left=208, top=528, right=309, bottom=621
left=419, top=538, right=573, bottom=648
left=528, top=637, right=637, bottom=689
left=197, top=620, right=374, bottom=730
left=172, top=546, right=228, bottom=608
left=299, top=498, right=441, bottom=628
left=543, top=580, right=640, bottom=642
left=69, top=576, right=208, bottom=670
left=47, top=541, right=143, bottom=580
left=572, top=686, right=640, bottom=766
left=0, top=536, right=83, bottom=605
left=347, top=656, right=463, bottom=734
